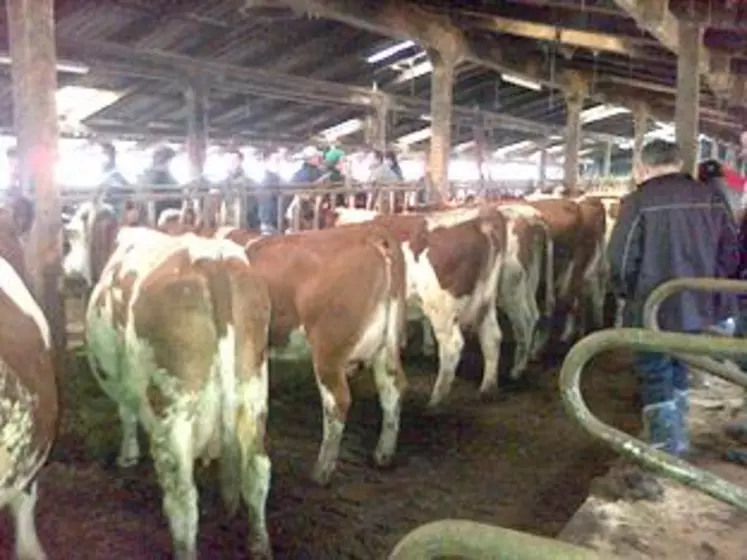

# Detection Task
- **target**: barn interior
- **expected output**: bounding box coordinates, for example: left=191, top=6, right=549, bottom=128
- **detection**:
left=0, top=0, right=746, bottom=558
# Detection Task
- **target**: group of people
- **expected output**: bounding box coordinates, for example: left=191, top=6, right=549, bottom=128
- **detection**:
left=88, top=142, right=405, bottom=233
left=607, top=139, right=747, bottom=480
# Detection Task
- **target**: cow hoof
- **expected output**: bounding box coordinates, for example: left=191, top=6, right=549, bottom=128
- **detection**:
left=249, top=540, right=273, bottom=560
left=116, top=455, right=139, bottom=469
left=373, top=450, right=396, bottom=469
left=310, top=464, right=334, bottom=487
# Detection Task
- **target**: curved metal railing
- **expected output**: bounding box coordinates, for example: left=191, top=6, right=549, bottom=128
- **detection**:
left=388, top=519, right=615, bottom=560
left=559, top=328, right=747, bottom=511
left=643, top=277, right=747, bottom=387
left=388, top=280, right=747, bottom=559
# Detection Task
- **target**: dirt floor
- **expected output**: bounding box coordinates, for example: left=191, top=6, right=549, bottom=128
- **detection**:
left=561, top=372, right=747, bottom=560
left=0, top=308, right=642, bottom=559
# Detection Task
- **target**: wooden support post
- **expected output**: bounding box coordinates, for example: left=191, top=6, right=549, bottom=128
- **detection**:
left=472, top=110, right=486, bottom=193
left=603, top=140, right=613, bottom=177
left=675, top=20, right=703, bottom=176
left=7, top=0, right=65, bottom=353
left=632, top=103, right=649, bottom=175
left=428, top=49, right=456, bottom=201
left=365, top=96, right=388, bottom=153
left=563, top=90, right=584, bottom=191
left=538, top=142, right=549, bottom=188
left=185, top=79, right=208, bottom=182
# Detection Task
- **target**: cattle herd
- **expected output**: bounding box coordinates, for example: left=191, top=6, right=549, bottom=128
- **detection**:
left=0, top=188, right=620, bottom=559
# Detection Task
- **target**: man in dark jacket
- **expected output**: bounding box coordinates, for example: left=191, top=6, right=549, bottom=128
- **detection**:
left=608, top=139, right=740, bottom=457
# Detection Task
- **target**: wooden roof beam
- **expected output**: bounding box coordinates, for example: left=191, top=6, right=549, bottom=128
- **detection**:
left=611, top=0, right=734, bottom=102
left=255, top=0, right=740, bottom=141
left=461, top=13, right=643, bottom=57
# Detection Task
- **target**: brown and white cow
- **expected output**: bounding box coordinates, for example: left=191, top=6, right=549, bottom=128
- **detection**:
left=243, top=224, right=408, bottom=485
left=330, top=207, right=507, bottom=402
left=0, top=197, right=57, bottom=560
left=493, top=203, right=556, bottom=368
left=63, top=202, right=274, bottom=559
left=520, top=196, right=606, bottom=341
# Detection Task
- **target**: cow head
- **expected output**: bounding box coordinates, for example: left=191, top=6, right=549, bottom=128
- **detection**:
left=63, top=201, right=119, bottom=287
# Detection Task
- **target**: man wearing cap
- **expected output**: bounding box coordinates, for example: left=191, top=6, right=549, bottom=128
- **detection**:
left=608, top=140, right=740, bottom=462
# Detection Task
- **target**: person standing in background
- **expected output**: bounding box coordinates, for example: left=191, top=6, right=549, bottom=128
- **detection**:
left=140, top=146, right=180, bottom=221
left=97, top=142, right=130, bottom=218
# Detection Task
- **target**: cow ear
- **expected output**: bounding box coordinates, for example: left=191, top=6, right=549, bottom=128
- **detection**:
left=11, top=195, right=34, bottom=236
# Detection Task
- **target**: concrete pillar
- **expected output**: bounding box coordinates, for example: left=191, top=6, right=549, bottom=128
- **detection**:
left=538, top=143, right=549, bottom=188
left=603, top=141, right=613, bottom=177
left=7, top=0, right=65, bottom=351
left=427, top=48, right=457, bottom=200
left=185, top=80, right=208, bottom=182
left=364, top=96, right=388, bottom=152
left=563, top=90, right=584, bottom=191
left=675, top=20, right=703, bottom=176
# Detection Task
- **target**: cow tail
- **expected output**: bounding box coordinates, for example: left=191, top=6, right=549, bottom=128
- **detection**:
left=371, top=232, right=407, bottom=362
left=200, top=259, right=242, bottom=518
left=543, top=228, right=556, bottom=317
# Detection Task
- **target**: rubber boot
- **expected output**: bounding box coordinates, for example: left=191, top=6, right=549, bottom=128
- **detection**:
left=672, top=389, right=691, bottom=456
left=642, top=400, right=679, bottom=454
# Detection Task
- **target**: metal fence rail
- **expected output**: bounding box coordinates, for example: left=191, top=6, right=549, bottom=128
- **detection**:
left=643, top=278, right=747, bottom=387
left=388, top=519, right=615, bottom=560
left=559, top=328, right=747, bottom=511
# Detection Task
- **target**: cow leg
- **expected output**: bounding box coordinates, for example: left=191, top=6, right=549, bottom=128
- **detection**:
left=477, top=305, right=502, bottom=394
left=151, top=415, right=199, bottom=560
left=10, top=482, right=46, bottom=560
left=421, top=319, right=436, bottom=357
left=311, top=369, right=351, bottom=486
left=498, top=269, right=536, bottom=380
left=116, top=404, right=141, bottom=468
left=372, top=349, right=405, bottom=468
left=236, top=369, right=272, bottom=558
left=426, top=310, right=464, bottom=408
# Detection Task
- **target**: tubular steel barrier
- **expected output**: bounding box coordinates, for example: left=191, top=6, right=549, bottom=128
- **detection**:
left=388, top=520, right=616, bottom=560
left=643, top=278, right=747, bottom=388
left=560, top=328, right=747, bottom=511
left=389, top=325, right=747, bottom=559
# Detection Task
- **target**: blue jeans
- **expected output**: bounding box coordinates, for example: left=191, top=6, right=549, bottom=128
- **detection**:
left=635, top=351, right=689, bottom=407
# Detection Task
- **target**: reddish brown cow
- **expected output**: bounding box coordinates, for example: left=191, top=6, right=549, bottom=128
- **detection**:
left=63, top=202, right=274, bottom=558
left=0, top=196, right=58, bottom=560
left=330, top=207, right=508, bottom=402
left=244, top=224, right=408, bottom=484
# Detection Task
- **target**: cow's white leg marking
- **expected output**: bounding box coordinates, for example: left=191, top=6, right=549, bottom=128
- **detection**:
left=498, top=265, right=535, bottom=379
left=151, top=413, right=198, bottom=560
left=372, top=350, right=402, bottom=467
left=426, top=309, right=464, bottom=408
left=421, top=319, right=436, bottom=357
left=116, top=404, right=140, bottom=468
left=477, top=305, right=502, bottom=394
left=236, top=361, right=272, bottom=558
left=11, top=482, right=46, bottom=560
left=311, top=378, right=348, bottom=486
